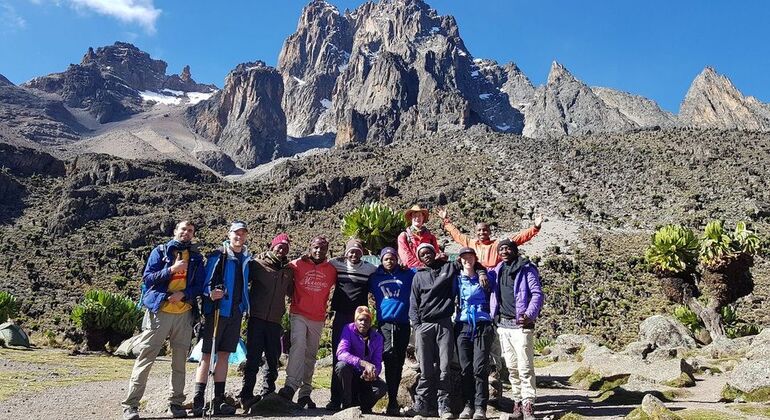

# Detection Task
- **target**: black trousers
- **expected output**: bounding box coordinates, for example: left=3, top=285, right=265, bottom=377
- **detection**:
left=334, top=361, right=387, bottom=411
left=380, top=322, right=411, bottom=405
left=239, top=317, right=282, bottom=399
left=455, top=321, right=494, bottom=409
left=329, top=312, right=354, bottom=406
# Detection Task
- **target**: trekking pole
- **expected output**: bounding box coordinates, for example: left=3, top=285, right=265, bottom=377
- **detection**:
left=205, top=300, right=221, bottom=420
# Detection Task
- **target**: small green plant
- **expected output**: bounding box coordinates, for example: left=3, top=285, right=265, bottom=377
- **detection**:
left=534, top=337, right=554, bottom=355
left=644, top=224, right=699, bottom=274
left=673, top=305, right=701, bottom=334
left=700, top=220, right=760, bottom=268
left=0, top=291, right=20, bottom=322
left=341, top=202, right=405, bottom=254
left=721, top=305, right=760, bottom=339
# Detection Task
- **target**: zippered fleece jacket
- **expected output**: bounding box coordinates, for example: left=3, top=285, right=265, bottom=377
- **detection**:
left=142, top=239, right=205, bottom=314
left=248, top=251, right=294, bottom=324
left=202, top=242, right=252, bottom=318
left=409, top=261, right=459, bottom=325
left=490, top=256, right=544, bottom=323
left=289, top=257, right=337, bottom=322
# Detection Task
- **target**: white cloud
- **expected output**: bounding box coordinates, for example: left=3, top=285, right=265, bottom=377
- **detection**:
left=67, top=0, right=161, bottom=34
left=1, top=2, right=27, bottom=32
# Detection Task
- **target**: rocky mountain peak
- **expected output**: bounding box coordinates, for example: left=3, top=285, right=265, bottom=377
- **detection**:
left=0, top=74, right=13, bottom=86
left=180, top=65, right=192, bottom=83
left=186, top=61, right=286, bottom=170
left=523, top=62, right=635, bottom=138
left=546, top=60, right=575, bottom=85
left=679, top=66, right=770, bottom=131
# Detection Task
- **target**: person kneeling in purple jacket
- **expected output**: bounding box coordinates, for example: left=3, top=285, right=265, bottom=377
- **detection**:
left=334, top=306, right=387, bottom=413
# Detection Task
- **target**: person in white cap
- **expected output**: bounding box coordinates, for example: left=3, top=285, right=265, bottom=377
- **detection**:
left=192, top=221, right=252, bottom=416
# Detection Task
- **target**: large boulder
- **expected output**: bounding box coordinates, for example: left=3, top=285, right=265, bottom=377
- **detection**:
left=747, top=328, right=770, bottom=360
left=638, top=315, right=697, bottom=350
left=625, top=394, right=682, bottom=420
left=723, top=359, right=770, bottom=402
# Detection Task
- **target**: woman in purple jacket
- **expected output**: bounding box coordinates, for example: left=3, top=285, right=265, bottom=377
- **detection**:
left=491, top=239, right=544, bottom=420
left=334, top=306, right=387, bottom=413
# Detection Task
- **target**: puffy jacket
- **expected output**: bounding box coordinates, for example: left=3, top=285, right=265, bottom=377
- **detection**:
left=369, top=265, right=414, bottom=325
left=202, top=242, right=251, bottom=318
left=491, top=257, right=544, bottom=323
left=248, top=252, right=293, bottom=324
left=409, top=261, right=458, bottom=325
left=336, top=322, right=384, bottom=376
left=455, top=272, right=497, bottom=325
left=142, top=240, right=205, bottom=313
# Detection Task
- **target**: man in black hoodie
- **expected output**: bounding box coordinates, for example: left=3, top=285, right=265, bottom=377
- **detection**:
left=237, top=233, right=294, bottom=412
left=408, top=243, right=488, bottom=419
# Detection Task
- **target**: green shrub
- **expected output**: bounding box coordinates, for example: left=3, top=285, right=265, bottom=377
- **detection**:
left=71, top=289, right=142, bottom=337
left=721, top=305, right=760, bottom=339
left=700, top=220, right=760, bottom=268
left=0, top=291, right=20, bottom=322
left=534, top=337, right=553, bottom=355
left=673, top=305, right=701, bottom=334
left=341, top=202, right=405, bottom=254
left=644, top=225, right=699, bottom=275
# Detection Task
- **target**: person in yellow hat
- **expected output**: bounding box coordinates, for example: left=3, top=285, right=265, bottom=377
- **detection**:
left=397, top=205, right=440, bottom=269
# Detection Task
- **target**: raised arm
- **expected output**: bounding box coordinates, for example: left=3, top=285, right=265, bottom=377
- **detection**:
left=437, top=208, right=472, bottom=247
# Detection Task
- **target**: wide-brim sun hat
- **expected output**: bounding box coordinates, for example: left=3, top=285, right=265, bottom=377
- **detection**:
left=405, top=204, right=430, bottom=222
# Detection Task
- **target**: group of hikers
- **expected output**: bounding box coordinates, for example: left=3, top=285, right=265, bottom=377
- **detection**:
left=120, top=204, right=545, bottom=420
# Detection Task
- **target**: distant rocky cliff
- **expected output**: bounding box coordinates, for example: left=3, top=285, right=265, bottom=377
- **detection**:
left=186, top=62, right=286, bottom=169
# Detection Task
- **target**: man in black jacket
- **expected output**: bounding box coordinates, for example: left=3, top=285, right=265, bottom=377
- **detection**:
left=237, top=233, right=294, bottom=412
left=410, top=243, right=492, bottom=419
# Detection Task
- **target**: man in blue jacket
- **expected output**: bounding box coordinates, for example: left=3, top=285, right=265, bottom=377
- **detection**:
left=121, top=220, right=205, bottom=420
left=368, top=247, right=413, bottom=416
left=192, top=221, right=252, bottom=416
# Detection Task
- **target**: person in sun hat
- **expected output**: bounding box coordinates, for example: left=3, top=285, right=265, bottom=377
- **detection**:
left=368, top=246, right=414, bottom=415
left=237, top=233, right=294, bottom=412
left=397, top=204, right=441, bottom=269
left=326, top=238, right=378, bottom=411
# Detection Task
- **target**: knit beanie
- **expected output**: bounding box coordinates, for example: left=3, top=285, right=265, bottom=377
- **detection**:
left=416, top=243, right=436, bottom=255
left=271, top=233, right=290, bottom=249
left=379, top=247, right=398, bottom=260
left=497, top=238, right=518, bottom=252
left=345, top=238, right=365, bottom=254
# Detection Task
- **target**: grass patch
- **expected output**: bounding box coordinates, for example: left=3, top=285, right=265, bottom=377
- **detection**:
left=311, top=365, right=332, bottom=389
left=722, top=384, right=770, bottom=403
left=534, top=358, right=555, bottom=368
left=568, top=366, right=602, bottom=390
left=0, top=347, right=172, bottom=401
left=664, top=372, right=696, bottom=388
left=733, top=404, right=770, bottom=417
left=558, top=413, right=586, bottom=420
left=678, top=408, right=745, bottom=420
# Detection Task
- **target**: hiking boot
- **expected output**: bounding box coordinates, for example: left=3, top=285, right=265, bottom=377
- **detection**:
left=324, top=400, right=341, bottom=412
left=122, top=407, right=140, bottom=420
left=240, top=394, right=262, bottom=413
left=440, top=407, right=457, bottom=419
left=212, top=397, right=237, bottom=416
left=522, top=400, right=535, bottom=420
left=385, top=402, right=402, bottom=416
left=191, top=396, right=204, bottom=417
left=473, top=407, right=487, bottom=420
left=511, top=400, right=523, bottom=420
left=277, top=385, right=295, bottom=401
left=297, top=395, right=316, bottom=409
left=168, top=404, right=187, bottom=418
left=403, top=405, right=431, bottom=417
left=459, top=404, right=474, bottom=419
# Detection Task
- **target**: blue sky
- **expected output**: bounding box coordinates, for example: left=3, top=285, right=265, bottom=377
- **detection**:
left=1, top=0, right=768, bottom=113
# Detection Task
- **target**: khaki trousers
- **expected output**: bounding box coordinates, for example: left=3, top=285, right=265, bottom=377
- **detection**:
left=284, top=313, right=324, bottom=399
left=122, top=310, right=193, bottom=408
left=497, top=326, right=536, bottom=401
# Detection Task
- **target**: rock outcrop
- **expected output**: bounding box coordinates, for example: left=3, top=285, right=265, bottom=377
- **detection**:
left=0, top=75, right=86, bottom=144
left=593, top=87, right=675, bottom=128
left=163, top=65, right=218, bottom=93
left=278, top=0, right=522, bottom=145
left=186, top=62, right=286, bottom=169
left=679, top=66, right=770, bottom=131
left=277, top=0, right=353, bottom=137
left=523, top=61, right=636, bottom=138
left=22, top=42, right=215, bottom=124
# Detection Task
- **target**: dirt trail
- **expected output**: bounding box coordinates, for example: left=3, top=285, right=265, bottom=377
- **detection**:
left=1, top=349, right=764, bottom=420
